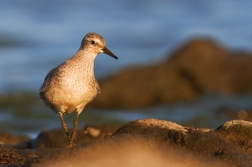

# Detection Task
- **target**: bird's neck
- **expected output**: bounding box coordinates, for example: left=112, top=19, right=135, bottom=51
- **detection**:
left=68, top=50, right=97, bottom=76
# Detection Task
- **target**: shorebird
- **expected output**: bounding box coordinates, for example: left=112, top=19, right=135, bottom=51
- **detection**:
left=39, top=32, right=118, bottom=147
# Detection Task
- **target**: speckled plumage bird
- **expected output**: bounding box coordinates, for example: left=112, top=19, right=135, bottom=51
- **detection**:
left=39, top=32, right=118, bottom=147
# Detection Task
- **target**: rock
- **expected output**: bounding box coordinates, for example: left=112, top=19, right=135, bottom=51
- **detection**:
left=169, top=39, right=252, bottom=94
left=0, top=132, right=30, bottom=145
left=0, top=144, right=23, bottom=165
left=0, top=143, right=63, bottom=166
left=1, top=119, right=252, bottom=166
left=88, top=38, right=252, bottom=109
left=26, top=125, right=118, bottom=148
left=217, top=119, right=252, bottom=129
left=114, top=119, right=252, bottom=166
left=84, top=127, right=101, bottom=137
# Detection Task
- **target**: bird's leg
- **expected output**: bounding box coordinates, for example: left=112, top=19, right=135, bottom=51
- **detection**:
left=67, top=112, right=80, bottom=148
left=59, top=112, right=70, bottom=141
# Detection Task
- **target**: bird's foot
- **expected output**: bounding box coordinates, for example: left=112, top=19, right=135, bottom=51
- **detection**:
left=66, top=141, right=75, bottom=148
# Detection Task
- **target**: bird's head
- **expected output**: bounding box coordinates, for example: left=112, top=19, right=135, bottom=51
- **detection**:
left=80, top=32, right=118, bottom=59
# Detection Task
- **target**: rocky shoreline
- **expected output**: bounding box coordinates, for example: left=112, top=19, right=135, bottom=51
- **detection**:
left=1, top=119, right=252, bottom=167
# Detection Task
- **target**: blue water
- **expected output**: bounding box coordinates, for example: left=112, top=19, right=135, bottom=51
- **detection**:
left=1, top=0, right=252, bottom=91
left=1, top=1, right=252, bottom=137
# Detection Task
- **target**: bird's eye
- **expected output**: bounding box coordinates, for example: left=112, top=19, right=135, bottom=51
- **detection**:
left=91, top=40, right=95, bottom=44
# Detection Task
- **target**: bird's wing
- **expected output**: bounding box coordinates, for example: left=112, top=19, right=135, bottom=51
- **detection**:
left=43, top=62, right=65, bottom=82
left=43, top=67, right=57, bottom=82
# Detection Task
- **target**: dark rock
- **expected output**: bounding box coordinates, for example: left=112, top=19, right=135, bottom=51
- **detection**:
left=88, top=38, right=252, bottom=109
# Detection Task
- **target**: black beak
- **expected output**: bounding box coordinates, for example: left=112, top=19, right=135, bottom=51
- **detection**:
left=103, top=47, right=118, bottom=59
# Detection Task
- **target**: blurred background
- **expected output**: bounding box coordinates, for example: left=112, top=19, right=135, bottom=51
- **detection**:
left=1, top=0, right=252, bottom=137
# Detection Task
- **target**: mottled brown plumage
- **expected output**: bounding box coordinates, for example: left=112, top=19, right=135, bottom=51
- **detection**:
left=39, top=32, right=118, bottom=147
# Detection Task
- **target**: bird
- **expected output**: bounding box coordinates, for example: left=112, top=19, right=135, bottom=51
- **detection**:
left=39, top=32, right=118, bottom=147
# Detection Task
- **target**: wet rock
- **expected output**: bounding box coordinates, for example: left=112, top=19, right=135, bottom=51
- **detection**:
left=1, top=119, right=252, bottom=166
left=88, top=38, right=252, bottom=109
